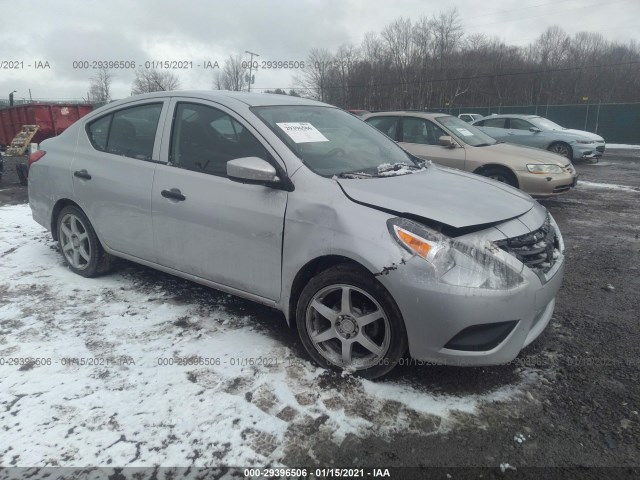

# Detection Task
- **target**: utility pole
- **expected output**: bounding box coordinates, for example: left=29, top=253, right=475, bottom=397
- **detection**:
left=245, top=50, right=259, bottom=92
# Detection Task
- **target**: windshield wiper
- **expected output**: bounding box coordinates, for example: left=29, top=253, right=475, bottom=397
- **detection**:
left=377, top=162, right=422, bottom=174
left=336, top=171, right=375, bottom=179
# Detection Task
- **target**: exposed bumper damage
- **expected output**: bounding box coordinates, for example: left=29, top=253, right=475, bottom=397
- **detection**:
left=376, top=205, right=564, bottom=366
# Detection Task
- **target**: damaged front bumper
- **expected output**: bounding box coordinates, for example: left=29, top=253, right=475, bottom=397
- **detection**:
left=378, top=208, right=565, bottom=366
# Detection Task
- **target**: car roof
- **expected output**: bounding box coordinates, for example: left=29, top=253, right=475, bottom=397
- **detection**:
left=364, top=111, right=452, bottom=119
left=481, top=114, right=539, bottom=119
left=93, top=90, right=330, bottom=112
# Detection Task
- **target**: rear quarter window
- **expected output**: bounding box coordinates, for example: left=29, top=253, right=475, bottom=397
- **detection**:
left=85, top=103, right=163, bottom=161
left=87, top=115, right=111, bottom=151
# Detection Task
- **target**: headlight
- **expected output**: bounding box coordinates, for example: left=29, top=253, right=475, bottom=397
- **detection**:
left=387, top=218, right=524, bottom=289
left=575, top=140, right=596, bottom=144
left=527, top=164, right=564, bottom=174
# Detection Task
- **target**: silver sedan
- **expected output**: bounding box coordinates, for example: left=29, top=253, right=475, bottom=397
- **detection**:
left=472, top=114, right=605, bottom=161
left=28, top=91, right=565, bottom=378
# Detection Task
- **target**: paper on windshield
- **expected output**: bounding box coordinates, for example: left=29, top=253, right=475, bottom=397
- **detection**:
left=455, top=128, right=474, bottom=137
left=276, top=122, right=329, bottom=143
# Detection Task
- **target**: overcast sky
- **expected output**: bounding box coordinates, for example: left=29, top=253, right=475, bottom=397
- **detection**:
left=1, top=0, right=638, bottom=101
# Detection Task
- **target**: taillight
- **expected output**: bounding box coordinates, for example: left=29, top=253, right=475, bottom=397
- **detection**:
left=28, top=150, right=46, bottom=168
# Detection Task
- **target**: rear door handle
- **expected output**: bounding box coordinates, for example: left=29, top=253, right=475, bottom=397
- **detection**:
left=74, top=169, right=92, bottom=180
left=161, top=188, right=186, bottom=201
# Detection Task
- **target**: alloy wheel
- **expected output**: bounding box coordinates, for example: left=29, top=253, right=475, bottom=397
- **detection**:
left=305, top=284, right=391, bottom=370
left=550, top=143, right=571, bottom=158
left=59, top=213, right=92, bottom=270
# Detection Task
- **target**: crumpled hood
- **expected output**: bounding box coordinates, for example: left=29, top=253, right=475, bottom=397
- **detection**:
left=337, top=165, right=535, bottom=229
left=487, top=142, right=571, bottom=165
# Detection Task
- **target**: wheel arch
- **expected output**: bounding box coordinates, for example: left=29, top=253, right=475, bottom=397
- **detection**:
left=286, top=255, right=372, bottom=327
left=473, top=163, right=520, bottom=188
left=50, top=198, right=84, bottom=241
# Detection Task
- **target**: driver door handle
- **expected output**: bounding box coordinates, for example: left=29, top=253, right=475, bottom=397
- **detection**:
left=161, top=188, right=186, bottom=202
left=73, top=169, right=92, bottom=180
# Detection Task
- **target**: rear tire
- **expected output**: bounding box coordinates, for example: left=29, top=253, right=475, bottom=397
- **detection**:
left=548, top=142, right=573, bottom=160
left=56, top=205, right=115, bottom=278
left=295, top=264, right=408, bottom=379
left=477, top=166, right=518, bottom=188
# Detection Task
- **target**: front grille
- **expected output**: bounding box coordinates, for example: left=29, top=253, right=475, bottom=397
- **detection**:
left=596, top=145, right=605, bottom=153
left=496, top=215, right=558, bottom=275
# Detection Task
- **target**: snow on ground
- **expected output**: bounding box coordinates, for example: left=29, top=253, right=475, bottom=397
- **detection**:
left=607, top=144, right=640, bottom=149
left=1, top=204, right=533, bottom=467
left=578, top=180, right=640, bottom=193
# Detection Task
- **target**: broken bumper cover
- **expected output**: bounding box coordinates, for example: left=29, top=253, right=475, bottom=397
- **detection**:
left=379, top=251, right=565, bottom=367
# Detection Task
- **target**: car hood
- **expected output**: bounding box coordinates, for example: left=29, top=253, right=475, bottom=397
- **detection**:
left=337, top=165, right=535, bottom=229
left=552, top=128, right=603, bottom=141
left=484, top=142, right=570, bottom=165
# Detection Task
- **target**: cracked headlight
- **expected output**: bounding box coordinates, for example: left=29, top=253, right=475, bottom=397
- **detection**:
left=387, top=218, right=525, bottom=289
left=527, top=164, right=564, bottom=174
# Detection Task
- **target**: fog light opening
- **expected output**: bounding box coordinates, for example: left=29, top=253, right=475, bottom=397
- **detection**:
left=444, top=320, right=518, bottom=352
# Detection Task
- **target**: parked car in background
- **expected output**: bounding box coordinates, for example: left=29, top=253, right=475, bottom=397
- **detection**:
left=29, top=91, right=565, bottom=378
left=364, top=111, right=577, bottom=196
left=458, top=113, right=483, bottom=123
left=471, top=114, right=605, bottom=161
left=347, top=109, right=370, bottom=117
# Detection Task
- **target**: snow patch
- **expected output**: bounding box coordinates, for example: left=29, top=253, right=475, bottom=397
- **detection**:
left=578, top=181, right=639, bottom=193
left=607, top=144, right=640, bottom=150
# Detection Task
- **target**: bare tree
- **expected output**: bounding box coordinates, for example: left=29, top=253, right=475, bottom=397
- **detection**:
left=88, top=68, right=112, bottom=103
left=297, top=48, right=335, bottom=102
left=131, top=69, right=181, bottom=95
left=296, top=10, right=640, bottom=111
left=214, top=55, right=248, bottom=91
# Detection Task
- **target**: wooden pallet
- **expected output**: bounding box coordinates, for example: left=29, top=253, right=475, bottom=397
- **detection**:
left=6, top=125, right=39, bottom=156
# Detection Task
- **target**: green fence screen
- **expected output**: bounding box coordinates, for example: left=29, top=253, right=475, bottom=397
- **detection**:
left=435, top=102, right=640, bottom=145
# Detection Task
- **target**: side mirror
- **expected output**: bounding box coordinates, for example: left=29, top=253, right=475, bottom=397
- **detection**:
left=227, top=157, right=280, bottom=184
left=529, top=127, right=541, bottom=133
left=439, top=135, right=456, bottom=148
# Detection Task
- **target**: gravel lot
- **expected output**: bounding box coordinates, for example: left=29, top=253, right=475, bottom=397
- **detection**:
left=0, top=150, right=638, bottom=475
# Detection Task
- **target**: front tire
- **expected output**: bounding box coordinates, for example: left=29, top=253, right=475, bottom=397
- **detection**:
left=477, top=166, right=518, bottom=188
left=295, top=264, right=408, bottom=379
left=548, top=142, right=573, bottom=159
left=56, top=205, right=115, bottom=277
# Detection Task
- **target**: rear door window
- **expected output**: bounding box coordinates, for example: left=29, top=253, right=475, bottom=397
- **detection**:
left=87, top=115, right=110, bottom=151
left=86, top=103, right=163, bottom=161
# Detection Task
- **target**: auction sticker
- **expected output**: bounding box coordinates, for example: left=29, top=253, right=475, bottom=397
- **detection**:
left=455, top=128, right=474, bottom=137
left=276, top=122, right=329, bottom=143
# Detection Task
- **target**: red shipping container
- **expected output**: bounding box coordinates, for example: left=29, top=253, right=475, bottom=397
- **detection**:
left=0, top=103, right=93, bottom=147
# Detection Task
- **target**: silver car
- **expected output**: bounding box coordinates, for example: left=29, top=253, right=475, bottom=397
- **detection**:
left=472, top=114, right=605, bottom=161
left=28, top=91, right=565, bottom=378
left=458, top=113, right=483, bottom=123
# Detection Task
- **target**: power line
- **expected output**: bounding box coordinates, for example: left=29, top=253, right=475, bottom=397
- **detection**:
left=250, top=60, right=640, bottom=92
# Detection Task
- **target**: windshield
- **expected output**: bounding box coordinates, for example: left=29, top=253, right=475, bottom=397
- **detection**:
left=436, top=116, right=497, bottom=147
left=530, top=117, right=565, bottom=131
left=252, top=105, right=417, bottom=177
